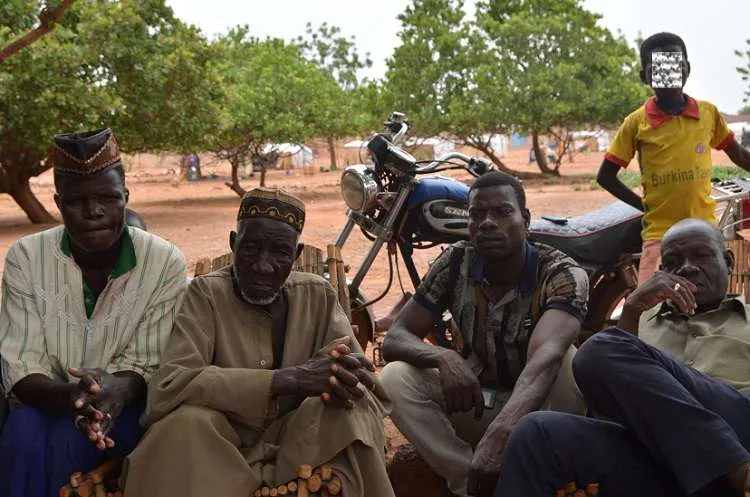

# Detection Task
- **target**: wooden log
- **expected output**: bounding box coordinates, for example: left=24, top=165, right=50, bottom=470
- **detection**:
left=297, top=464, right=314, bottom=480
left=297, top=479, right=309, bottom=497
left=59, top=487, right=74, bottom=497
left=326, top=476, right=342, bottom=496
left=320, top=465, right=333, bottom=481
left=278, top=484, right=289, bottom=495
left=308, top=474, right=323, bottom=493
left=254, top=490, right=262, bottom=497
left=564, top=482, right=577, bottom=494
left=94, top=480, right=107, bottom=497
left=70, top=472, right=83, bottom=489
left=270, top=488, right=278, bottom=497
left=288, top=481, right=298, bottom=493
left=262, top=486, right=270, bottom=497
left=585, top=483, right=599, bottom=496
left=194, top=257, right=212, bottom=277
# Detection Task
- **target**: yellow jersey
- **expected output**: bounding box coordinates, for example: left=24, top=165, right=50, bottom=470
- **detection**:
left=606, top=95, right=734, bottom=241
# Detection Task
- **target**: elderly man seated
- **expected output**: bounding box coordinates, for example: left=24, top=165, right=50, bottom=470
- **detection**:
left=0, top=128, right=187, bottom=497
left=379, top=171, right=589, bottom=497
left=495, top=219, right=750, bottom=497
left=122, top=188, right=394, bottom=497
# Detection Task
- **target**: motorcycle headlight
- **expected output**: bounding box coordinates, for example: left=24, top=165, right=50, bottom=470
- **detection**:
left=341, top=164, right=379, bottom=212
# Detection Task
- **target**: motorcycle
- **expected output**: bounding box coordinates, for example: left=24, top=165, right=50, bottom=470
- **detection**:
left=336, top=113, right=643, bottom=353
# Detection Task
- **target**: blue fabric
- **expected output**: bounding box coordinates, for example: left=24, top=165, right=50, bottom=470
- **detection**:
left=405, top=176, right=469, bottom=209
left=0, top=399, right=144, bottom=497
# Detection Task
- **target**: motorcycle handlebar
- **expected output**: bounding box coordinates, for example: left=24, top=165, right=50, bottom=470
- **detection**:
left=415, top=152, right=494, bottom=177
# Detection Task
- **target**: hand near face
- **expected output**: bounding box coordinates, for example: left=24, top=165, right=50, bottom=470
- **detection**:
left=625, top=271, right=697, bottom=316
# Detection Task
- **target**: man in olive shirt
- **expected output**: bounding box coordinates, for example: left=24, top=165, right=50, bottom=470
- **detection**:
left=493, top=219, right=750, bottom=497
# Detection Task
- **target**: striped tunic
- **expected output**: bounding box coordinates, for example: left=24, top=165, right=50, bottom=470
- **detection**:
left=0, top=225, right=187, bottom=395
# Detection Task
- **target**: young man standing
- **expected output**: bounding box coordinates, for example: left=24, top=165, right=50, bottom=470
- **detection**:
left=597, top=32, right=750, bottom=284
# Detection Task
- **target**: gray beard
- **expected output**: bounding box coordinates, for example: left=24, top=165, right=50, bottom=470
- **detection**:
left=240, top=288, right=279, bottom=306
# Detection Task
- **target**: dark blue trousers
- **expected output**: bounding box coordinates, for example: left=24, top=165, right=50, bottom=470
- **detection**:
left=495, top=329, right=750, bottom=497
left=0, top=400, right=144, bottom=497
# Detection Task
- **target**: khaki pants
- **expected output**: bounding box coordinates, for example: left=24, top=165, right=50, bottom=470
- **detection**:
left=379, top=346, right=584, bottom=497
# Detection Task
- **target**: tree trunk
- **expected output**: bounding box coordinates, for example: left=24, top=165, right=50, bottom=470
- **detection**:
left=464, top=140, right=545, bottom=180
left=7, top=177, right=56, bottom=224
left=327, top=136, right=337, bottom=169
left=532, top=131, right=558, bottom=176
left=224, top=157, right=246, bottom=197
left=260, top=165, right=267, bottom=187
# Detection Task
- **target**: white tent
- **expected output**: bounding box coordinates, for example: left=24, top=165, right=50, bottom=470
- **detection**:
left=263, top=143, right=313, bottom=167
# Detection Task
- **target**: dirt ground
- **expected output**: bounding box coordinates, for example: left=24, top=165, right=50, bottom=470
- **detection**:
left=0, top=148, right=619, bottom=314
left=0, top=147, right=627, bottom=458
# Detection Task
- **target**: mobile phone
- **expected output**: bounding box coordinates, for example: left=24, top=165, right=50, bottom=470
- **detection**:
left=482, top=388, right=497, bottom=410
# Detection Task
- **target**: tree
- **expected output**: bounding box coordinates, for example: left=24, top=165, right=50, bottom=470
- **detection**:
left=737, top=39, right=750, bottom=105
left=384, top=0, right=647, bottom=177
left=298, top=22, right=373, bottom=168
left=208, top=28, right=330, bottom=193
left=0, top=0, right=221, bottom=223
left=476, top=0, right=649, bottom=174
left=0, top=0, right=77, bottom=62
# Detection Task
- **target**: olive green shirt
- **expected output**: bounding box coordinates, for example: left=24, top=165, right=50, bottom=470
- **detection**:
left=640, top=296, right=750, bottom=392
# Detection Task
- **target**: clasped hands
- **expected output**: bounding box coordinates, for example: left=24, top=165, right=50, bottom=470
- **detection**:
left=68, top=367, right=128, bottom=451
left=295, top=336, right=384, bottom=409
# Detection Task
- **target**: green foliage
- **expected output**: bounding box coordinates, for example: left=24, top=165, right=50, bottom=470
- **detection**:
left=297, top=23, right=376, bottom=147
left=476, top=0, right=649, bottom=135
left=1, top=0, right=221, bottom=221
left=711, top=166, right=746, bottom=181
left=736, top=39, right=750, bottom=104
left=383, top=0, right=649, bottom=175
left=208, top=28, right=327, bottom=163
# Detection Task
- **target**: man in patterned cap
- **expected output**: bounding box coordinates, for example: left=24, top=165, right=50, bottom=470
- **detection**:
left=0, top=128, right=187, bottom=497
left=122, top=187, right=395, bottom=497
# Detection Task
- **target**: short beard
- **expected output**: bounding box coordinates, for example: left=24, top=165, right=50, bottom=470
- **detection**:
left=241, top=289, right=279, bottom=306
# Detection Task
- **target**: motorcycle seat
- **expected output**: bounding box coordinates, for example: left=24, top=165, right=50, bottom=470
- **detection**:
left=528, top=201, right=643, bottom=266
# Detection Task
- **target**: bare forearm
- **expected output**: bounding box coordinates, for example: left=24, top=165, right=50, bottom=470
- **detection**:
left=597, top=161, right=643, bottom=211
left=497, top=345, right=566, bottom=425
left=382, top=327, right=450, bottom=368
left=11, top=374, right=76, bottom=413
left=617, top=304, right=642, bottom=335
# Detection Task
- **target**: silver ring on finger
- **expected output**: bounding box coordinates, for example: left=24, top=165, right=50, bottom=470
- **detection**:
left=673, top=283, right=681, bottom=292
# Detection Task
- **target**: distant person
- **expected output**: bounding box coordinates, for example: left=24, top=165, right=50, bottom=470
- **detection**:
left=184, top=152, right=201, bottom=181
left=597, top=32, right=750, bottom=284
left=0, top=128, right=187, bottom=497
